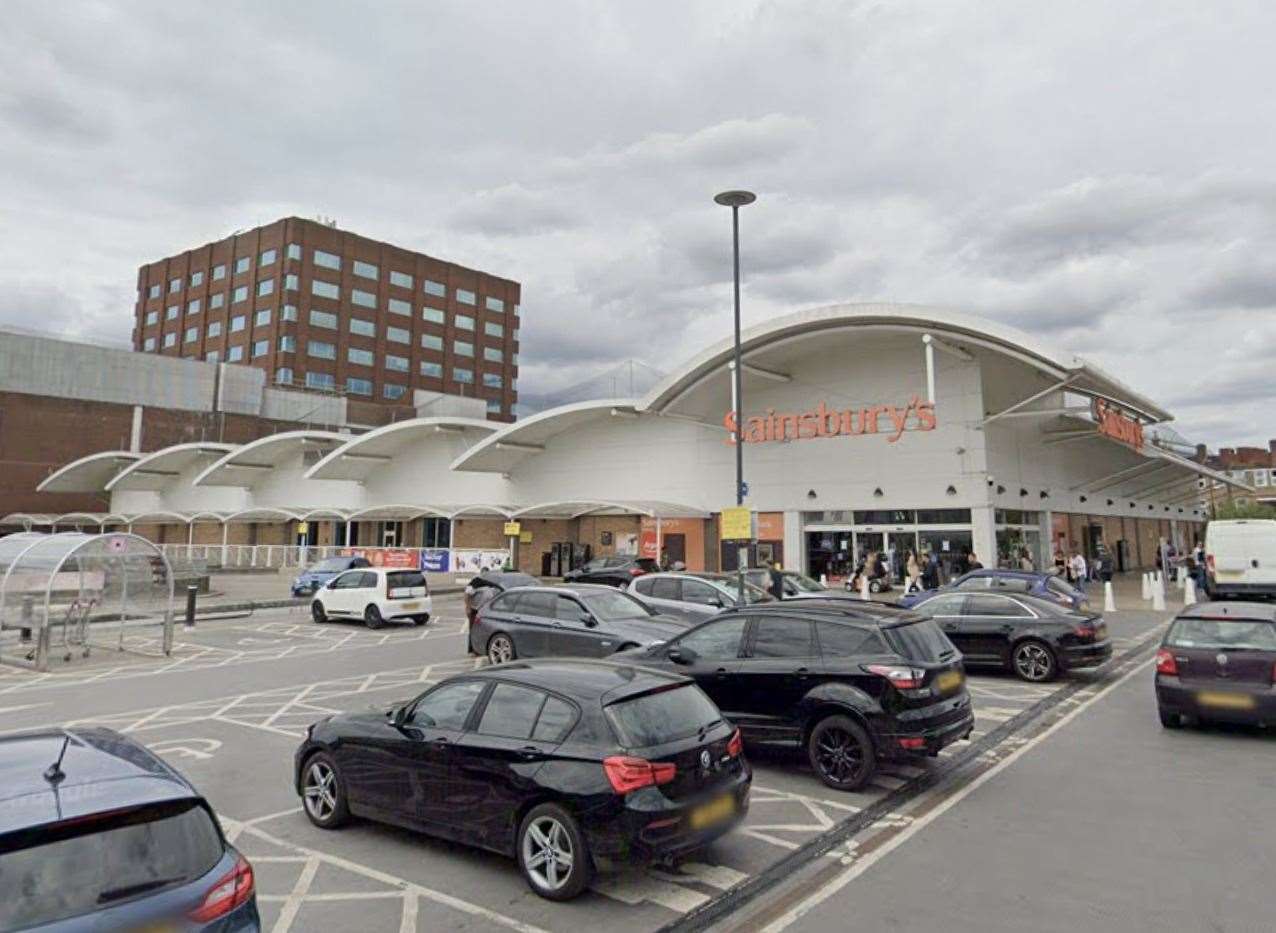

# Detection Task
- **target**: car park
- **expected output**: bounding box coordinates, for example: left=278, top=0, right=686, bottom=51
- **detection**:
left=628, top=571, right=773, bottom=622
left=291, top=554, right=371, bottom=596
left=613, top=602, right=973, bottom=791
left=311, top=567, right=432, bottom=628
left=293, top=659, right=750, bottom=901
left=907, top=590, right=1110, bottom=682
left=897, top=568, right=1089, bottom=611
left=1204, top=519, right=1276, bottom=599
left=563, top=555, right=660, bottom=587
left=470, top=584, right=687, bottom=662
left=0, top=727, right=259, bottom=932
left=1155, top=601, right=1276, bottom=729
left=464, top=570, right=539, bottom=625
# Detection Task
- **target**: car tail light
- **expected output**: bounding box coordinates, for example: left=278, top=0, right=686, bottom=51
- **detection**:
left=603, top=756, right=677, bottom=794
left=1155, top=648, right=1178, bottom=676
left=863, top=664, right=926, bottom=690
left=188, top=853, right=255, bottom=922
left=1073, top=623, right=1096, bottom=640
left=726, top=729, right=742, bottom=758
left=897, top=737, right=926, bottom=750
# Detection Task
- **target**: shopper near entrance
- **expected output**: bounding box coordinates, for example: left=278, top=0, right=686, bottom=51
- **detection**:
left=766, top=560, right=785, bottom=600
left=1070, top=552, right=1089, bottom=587
left=905, top=551, right=922, bottom=593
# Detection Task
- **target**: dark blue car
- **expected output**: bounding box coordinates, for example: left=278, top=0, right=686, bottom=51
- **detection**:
left=897, top=569, right=1090, bottom=611
left=291, top=554, right=371, bottom=596
left=0, top=728, right=259, bottom=932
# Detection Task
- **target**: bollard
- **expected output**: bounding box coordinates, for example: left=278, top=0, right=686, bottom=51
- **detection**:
left=185, top=585, right=197, bottom=628
left=1140, top=573, right=1150, bottom=600
left=860, top=575, right=870, bottom=601
left=1103, top=580, right=1116, bottom=613
left=1152, top=578, right=1166, bottom=612
left=1183, top=577, right=1197, bottom=606
left=1178, top=570, right=1187, bottom=591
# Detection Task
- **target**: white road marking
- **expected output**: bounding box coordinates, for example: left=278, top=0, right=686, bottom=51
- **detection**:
left=0, top=702, right=51, bottom=714
left=271, top=854, right=320, bottom=933
left=758, top=654, right=1156, bottom=933
left=400, top=891, right=420, bottom=933
left=146, top=737, right=222, bottom=760
left=591, top=872, right=710, bottom=913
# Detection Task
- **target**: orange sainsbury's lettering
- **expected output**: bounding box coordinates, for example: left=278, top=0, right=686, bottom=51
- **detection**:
left=723, top=396, right=938, bottom=445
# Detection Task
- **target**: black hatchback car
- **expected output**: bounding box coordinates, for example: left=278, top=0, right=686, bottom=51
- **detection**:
left=564, top=556, right=660, bottom=587
left=1155, top=601, right=1276, bottom=729
left=294, top=659, right=750, bottom=901
left=614, top=602, right=973, bottom=791
left=907, top=590, right=1111, bottom=682
left=0, top=728, right=258, bottom=932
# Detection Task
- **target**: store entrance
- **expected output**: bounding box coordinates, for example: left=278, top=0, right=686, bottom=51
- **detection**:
left=805, top=530, right=853, bottom=585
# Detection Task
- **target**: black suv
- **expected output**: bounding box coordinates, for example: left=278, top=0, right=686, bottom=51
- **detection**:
left=0, top=728, right=259, bottom=931
left=615, top=602, right=973, bottom=791
left=564, top=556, right=660, bottom=587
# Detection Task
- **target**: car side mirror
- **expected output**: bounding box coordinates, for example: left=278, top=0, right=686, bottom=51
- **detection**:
left=668, top=645, right=696, bottom=664
left=580, top=613, right=597, bottom=627
left=390, top=705, right=408, bottom=726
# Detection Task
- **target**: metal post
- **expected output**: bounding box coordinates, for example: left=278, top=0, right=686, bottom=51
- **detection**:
left=923, top=334, right=936, bottom=404
left=185, top=584, right=197, bottom=629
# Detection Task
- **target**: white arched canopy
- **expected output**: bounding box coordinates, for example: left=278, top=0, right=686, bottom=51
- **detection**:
left=193, top=431, right=349, bottom=488
left=37, top=451, right=142, bottom=494
left=307, top=417, right=498, bottom=482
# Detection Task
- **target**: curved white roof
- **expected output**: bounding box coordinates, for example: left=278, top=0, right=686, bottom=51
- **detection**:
left=640, top=302, right=1171, bottom=423
left=193, top=431, right=349, bottom=487
left=106, top=443, right=238, bottom=492
left=512, top=499, right=709, bottom=519
left=37, top=451, right=142, bottom=494
left=451, top=399, right=640, bottom=474
left=307, top=417, right=498, bottom=481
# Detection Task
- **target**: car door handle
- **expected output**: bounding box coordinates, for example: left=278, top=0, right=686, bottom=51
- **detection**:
left=792, top=667, right=810, bottom=679
left=430, top=736, right=450, bottom=745
left=714, top=667, right=730, bottom=678
left=517, top=745, right=540, bottom=759
left=999, top=624, right=1014, bottom=632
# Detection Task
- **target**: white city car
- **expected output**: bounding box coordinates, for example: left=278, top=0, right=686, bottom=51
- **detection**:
left=311, top=567, right=432, bottom=629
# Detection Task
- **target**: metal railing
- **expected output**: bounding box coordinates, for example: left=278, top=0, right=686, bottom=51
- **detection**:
left=154, top=543, right=510, bottom=574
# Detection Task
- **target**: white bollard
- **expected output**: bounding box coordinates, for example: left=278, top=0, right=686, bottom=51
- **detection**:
left=860, top=575, right=871, bottom=601
left=1152, top=578, right=1166, bottom=612
left=1184, top=576, right=1197, bottom=606
left=819, top=573, right=828, bottom=586
left=1141, top=573, right=1151, bottom=600
left=1103, top=580, right=1116, bottom=612
left=1178, top=570, right=1187, bottom=591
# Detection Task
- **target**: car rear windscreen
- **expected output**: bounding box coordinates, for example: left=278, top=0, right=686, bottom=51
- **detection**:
left=1166, top=618, right=1276, bottom=651
left=606, top=684, right=722, bottom=747
left=885, top=619, right=957, bottom=662
left=0, top=798, right=224, bottom=929
left=387, top=571, right=427, bottom=589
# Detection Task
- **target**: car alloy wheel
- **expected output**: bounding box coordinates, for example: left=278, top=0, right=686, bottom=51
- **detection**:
left=364, top=605, right=385, bottom=630
left=301, top=756, right=348, bottom=828
left=808, top=715, right=875, bottom=791
left=1012, top=640, right=1056, bottom=682
left=488, top=634, right=515, bottom=664
left=311, top=601, right=327, bottom=624
left=517, top=803, right=591, bottom=900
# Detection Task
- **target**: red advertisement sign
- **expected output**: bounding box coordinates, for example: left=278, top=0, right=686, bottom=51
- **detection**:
left=342, top=547, right=418, bottom=569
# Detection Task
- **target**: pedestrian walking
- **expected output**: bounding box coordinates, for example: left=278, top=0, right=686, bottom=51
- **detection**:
left=766, top=559, right=785, bottom=601
left=906, top=551, right=921, bottom=593
left=968, top=552, right=983, bottom=571
left=1070, top=552, right=1088, bottom=588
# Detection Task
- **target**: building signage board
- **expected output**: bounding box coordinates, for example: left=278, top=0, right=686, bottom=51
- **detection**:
left=724, top=395, right=936, bottom=446
left=721, top=507, right=754, bottom=541
left=1092, top=398, right=1144, bottom=451
left=503, top=521, right=522, bottom=537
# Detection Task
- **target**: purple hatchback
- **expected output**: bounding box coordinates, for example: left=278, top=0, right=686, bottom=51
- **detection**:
left=1155, top=602, right=1276, bottom=729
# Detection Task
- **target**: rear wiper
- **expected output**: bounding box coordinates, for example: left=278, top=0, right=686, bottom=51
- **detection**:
left=97, top=876, right=184, bottom=903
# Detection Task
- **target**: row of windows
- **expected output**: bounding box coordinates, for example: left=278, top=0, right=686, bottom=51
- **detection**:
left=145, top=246, right=302, bottom=299
left=279, top=369, right=502, bottom=411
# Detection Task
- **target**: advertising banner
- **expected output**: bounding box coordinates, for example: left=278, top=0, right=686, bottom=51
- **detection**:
left=420, top=549, right=450, bottom=573
left=453, top=550, right=510, bottom=574
left=344, top=547, right=418, bottom=569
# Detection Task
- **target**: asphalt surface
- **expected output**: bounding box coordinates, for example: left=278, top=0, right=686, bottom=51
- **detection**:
left=0, top=592, right=1183, bottom=933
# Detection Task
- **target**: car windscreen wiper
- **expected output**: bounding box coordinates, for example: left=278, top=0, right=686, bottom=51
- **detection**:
left=97, top=875, right=185, bottom=903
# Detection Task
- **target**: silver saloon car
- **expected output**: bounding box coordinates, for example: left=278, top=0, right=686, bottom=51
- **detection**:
left=628, top=571, right=774, bottom=623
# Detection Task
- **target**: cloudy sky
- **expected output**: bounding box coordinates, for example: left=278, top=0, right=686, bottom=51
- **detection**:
left=2, top=1, right=1273, bottom=447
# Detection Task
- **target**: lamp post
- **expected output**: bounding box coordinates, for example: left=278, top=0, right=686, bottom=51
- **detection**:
left=714, top=189, right=756, bottom=603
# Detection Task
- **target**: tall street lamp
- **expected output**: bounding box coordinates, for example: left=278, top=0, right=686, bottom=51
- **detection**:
left=714, top=189, right=756, bottom=603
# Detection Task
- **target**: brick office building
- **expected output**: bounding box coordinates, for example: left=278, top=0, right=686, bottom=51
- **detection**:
left=132, top=217, right=521, bottom=421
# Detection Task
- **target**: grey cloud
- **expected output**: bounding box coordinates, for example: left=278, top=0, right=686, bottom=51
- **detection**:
left=447, top=185, right=582, bottom=236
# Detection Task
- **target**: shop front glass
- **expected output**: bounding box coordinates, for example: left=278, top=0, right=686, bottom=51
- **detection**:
left=995, top=510, right=1044, bottom=571
left=805, top=530, right=853, bottom=584
left=804, top=509, right=972, bottom=586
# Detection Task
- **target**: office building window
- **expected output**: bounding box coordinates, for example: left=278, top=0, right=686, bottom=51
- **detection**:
left=389, top=270, right=413, bottom=289
left=253, top=339, right=269, bottom=358
left=311, top=279, right=340, bottom=300
left=385, top=353, right=409, bottom=372
left=455, top=288, right=476, bottom=305
left=306, top=372, right=335, bottom=390
left=423, top=279, right=446, bottom=297
left=308, top=340, right=336, bottom=360
left=184, top=326, right=198, bottom=343
left=281, top=304, right=298, bottom=321
left=346, top=377, right=373, bottom=396
left=513, top=328, right=519, bottom=342
left=210, top=292, right=224, bottom=309
left=384, top=383, right=407, bottom=400
left=187, top=298, right=201, bottom=315
left=421, top=334, right=443, bottom=351
left=485, top=296, right=505, bottom=312
left=206, top=350, right=220, bottom=363
left=234, top=256, right=250, bottom=274
left=486, top=398, right=502, bottom=414
left=169, top=277, right=181, bottom=293
left=456, top=314, right=474, bottom=331
left=484, top=321, right=504, bottom=338
left=285, top=273, right=298, bottom=291
left=230, top=315, right=246, bottom=333
left=454, top=367, right=473, bottom=384
left=388, top=297, right=412, bottom=316
left=260, top=248, right=276, bottom=266
left=166, top=305, right=179, bottom=321
left=313, top=249, right=341, bottom=271
left=347, top=347, right=374, bottom=366
left=255, top=308, right=271, bottom=327
left=145, top=310, right=158, bottom=326
left=420, top=361, right=443, bottom=378
left=351, top=288, right=376, bottom=309
left=286, top=243, right=302, bottom=260
left=227, top=344, right=244, bottom=362
left=352, top=260, right=379, bottom=280
left=207, top=321, right=222, bottom=338
left=148, top=283, right=161, bottom=299
left=163, top=332, right=177, bottom=348
left=423, top=307, right=445, bottom=325
left=233, top=285, right=248, bottom=303
left=309, top=309, right=338, bottom=329
left=349, top=318, right=376, bottom=337
left=483, top=372, right=503, bottom=389
left=484, top=347, right=503, bottom=363
left=190, top=270, right=204, bottom=287
left=512, top=352, right=519, bottom=366
left=387, top=326, right=409, bottom=344
left=276, top=367, right=293, bottom=384
left=454, top=340, right=473, bottom=357
left=257, top=279, right=274, bottom=297
left=279, top=335, right=296, bottom=353
left=143, top=336, right=156, bottom=351
left=212, top=264, right=226, bottom=281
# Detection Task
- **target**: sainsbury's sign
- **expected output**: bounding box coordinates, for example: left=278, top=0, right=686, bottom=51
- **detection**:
left=1093, top=398, right=1144, bottom=451
left=724, top=395, right=937, bottom=445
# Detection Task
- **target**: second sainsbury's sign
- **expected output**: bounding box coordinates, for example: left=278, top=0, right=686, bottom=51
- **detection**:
left=1092, top=398, right=1144, bottom=451
left=724, top=396, right=936, bottom=446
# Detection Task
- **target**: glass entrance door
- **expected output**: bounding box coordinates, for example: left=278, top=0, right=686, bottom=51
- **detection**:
left=885, top=531, right=917, bottom=583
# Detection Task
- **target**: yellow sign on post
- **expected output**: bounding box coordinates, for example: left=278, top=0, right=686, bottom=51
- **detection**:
left=720, top=507, right=754, bottom=541
left=296, top=521, right=310, bottom=534
left=503, top=521, right=522, bottom=537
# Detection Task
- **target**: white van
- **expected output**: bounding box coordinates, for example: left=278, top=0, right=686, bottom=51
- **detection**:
left=1204, top=519, right=1276, bottom=598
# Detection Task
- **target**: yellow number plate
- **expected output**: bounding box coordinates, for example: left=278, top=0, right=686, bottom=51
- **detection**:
left=689, top=794, right=735, bottom=830
left=400, top=601, right=420, bottom=610
left=936, top=671, right=964, bottom=693
left=1197, top=691, right=1255, bottom=710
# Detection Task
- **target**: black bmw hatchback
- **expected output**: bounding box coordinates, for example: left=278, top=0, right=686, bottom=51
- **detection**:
left=614, top=602, right=974, bottom=791
left=293, top=659, right=750, bottom=900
